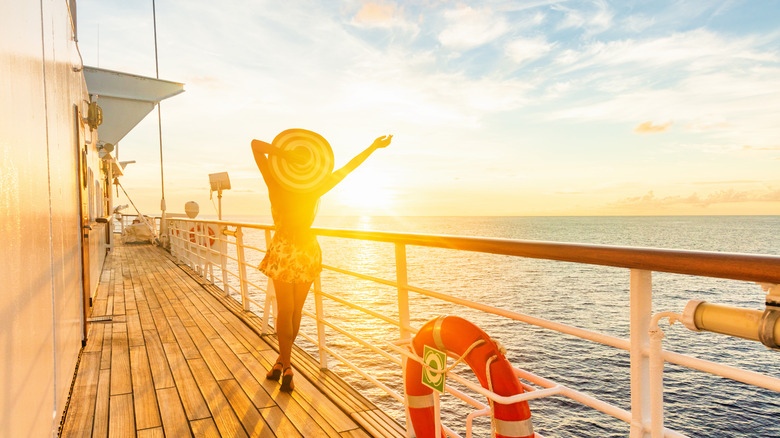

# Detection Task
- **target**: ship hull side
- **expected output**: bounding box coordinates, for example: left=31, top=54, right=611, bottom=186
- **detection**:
left=1, top=1, right=91, bottom=436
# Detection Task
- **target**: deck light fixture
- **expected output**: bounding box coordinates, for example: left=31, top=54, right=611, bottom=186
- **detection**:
left=208, top=172, right=230, bottom=220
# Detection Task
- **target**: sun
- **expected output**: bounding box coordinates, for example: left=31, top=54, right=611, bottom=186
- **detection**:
left=334, top=171, right=396, bottom=212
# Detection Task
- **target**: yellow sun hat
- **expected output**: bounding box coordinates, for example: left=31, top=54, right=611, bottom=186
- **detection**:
left=269, top=129, right=335, bottom=193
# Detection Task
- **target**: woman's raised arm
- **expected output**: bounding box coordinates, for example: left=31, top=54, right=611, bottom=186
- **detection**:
left=314, top=135, right=392, bottom=196
left=251, top=139, right=277, bottom=187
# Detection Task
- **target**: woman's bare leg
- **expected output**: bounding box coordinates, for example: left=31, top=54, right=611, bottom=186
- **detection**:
left=291, top=281, right=313, bottom=340
left=272, top=280, right=313, bottom=373
left=273, top=280, right=296, bottom=368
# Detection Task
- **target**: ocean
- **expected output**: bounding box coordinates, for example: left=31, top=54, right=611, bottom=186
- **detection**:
left=223, top=215, right=780, bottom=437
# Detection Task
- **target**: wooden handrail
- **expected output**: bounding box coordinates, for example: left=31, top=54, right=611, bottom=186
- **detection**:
left=166, top=218, right=780, bottom=284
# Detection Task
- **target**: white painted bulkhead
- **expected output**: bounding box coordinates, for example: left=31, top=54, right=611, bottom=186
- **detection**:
left=0, top=1, right=102, bottom=436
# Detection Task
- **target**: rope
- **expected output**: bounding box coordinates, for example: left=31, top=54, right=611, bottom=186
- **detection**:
left=486, top=355, right=498, bottom=438
left=116, top=179, right=159, bottom=242
left=408, top=339, right=486, bottom=375
left=152, top=0, right=166, bottom=219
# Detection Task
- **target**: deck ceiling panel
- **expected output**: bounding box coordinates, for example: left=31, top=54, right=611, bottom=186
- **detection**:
left=83, top=66, right=184, bottom=146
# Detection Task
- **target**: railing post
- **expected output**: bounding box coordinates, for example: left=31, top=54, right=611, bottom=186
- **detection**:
left=629, top=269, right=652, bottom=438
left=169, top=220, right=177, bottom=260
left=314, top=275, right=328, bottom=369
left=648, top=321, right=666, bottom=437
left=175, top=221, right=183, bottom=261
left=206, top=223, right=215, bottom=284
left=395, top=242, right=415, bottom=438
left=220, top=226, right=229, bottom=296
left=235, top=226, right=250, bottom=311
left=262, top=229, right=276, bottom=334
left=198, top=224, right=206, bottom=277
left=395, top=243, right=411, bottom=340
left=186, top=221, right=194, bottom=269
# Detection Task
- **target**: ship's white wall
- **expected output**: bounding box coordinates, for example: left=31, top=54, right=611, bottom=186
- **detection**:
left=1, top=1, right=91, bottom=436
left=41, top=0, right=92, bottom=434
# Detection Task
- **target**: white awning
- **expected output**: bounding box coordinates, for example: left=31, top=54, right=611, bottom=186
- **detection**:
left=83, top=66, right=184, bottom=146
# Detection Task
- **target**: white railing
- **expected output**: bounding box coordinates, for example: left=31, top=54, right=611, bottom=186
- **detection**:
left=166, top=218, right=780, bottom=438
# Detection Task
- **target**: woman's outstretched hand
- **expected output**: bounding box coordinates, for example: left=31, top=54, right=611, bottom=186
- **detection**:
left=372, top=135, right=393, bottom=149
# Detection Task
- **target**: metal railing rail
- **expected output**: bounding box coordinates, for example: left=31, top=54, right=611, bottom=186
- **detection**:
left=166, top=218, right=780, bottom=438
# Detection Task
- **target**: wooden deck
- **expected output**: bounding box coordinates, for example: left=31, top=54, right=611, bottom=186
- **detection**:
left=60, top=243, right=405, bottom=437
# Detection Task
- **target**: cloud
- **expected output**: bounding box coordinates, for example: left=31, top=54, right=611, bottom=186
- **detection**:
left=611, top=188, right=780, bottom=209
left=553, top=0, right=614, bottom=35
left=350, top=1, right=418, bottom=33
left=622, top=14, right=655, bottom=33
left=685, top=120, right=731, bottom=132
left=691, top=180, right=760, bottom=185
left=634, top=121, right=672, bottom=134
left=438, top=5, right=509, bottom=50
left=742, top=145, right=780, bottom=151
left=354, top=2, right=395, bottom=24
left=505, top=37, right=555, bottom=64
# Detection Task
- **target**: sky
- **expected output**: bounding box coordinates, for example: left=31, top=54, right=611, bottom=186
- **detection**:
left=77, top=0, right=780, bottom=217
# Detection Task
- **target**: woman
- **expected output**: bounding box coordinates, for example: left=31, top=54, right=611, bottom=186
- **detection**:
left=251, top=132, right=392, bottom=392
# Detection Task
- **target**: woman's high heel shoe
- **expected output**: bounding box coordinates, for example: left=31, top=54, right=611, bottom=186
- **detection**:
left=266, top=362, right=283, bottom=381
left=280, top=367, right=294, bottom=392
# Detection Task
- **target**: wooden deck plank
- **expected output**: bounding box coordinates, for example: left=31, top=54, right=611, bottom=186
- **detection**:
left=84, top=321, right=105, bottom=353
left=209, top=337, right=275, bottom=410
left=258, top=406, right=304, bottom=438
left=162, top=341, right=211, bottom=420
left=100, top=323, right=113, bottom=371
left=110, top=323, right=132, bottom=396
left=169, top=316, right=201, bottom=360
left=136, top=427, right=164, bottom=438
left=114, top=269, right=127, bottom=316
left=172, top=300, right=197, bottom=327
left=351, top=410, right=406, bottom=438
left=191, top=418, right=220, bottom=438
left=105, top=295, right=115, bottom=320
left=60, top=352, right=100, bottom=437
left=136, top=297, right=157, bottom=333
left=151, top=307, right=176, bottom=344
left=108, top=393, right=135, bottom=438
left=196, top=307, right=250, bottom=354
left=341, top=429, right=372, bottom=438
left=92, top=298, right=109, bottom=318
left=157, top=386, right=192, bottom=438
left=185, top=305, right=221, bottom=340
left=189, top=358, right=249, bottom=438
left=219, top=379, right=275, bottom=438
left=265, top=393, right=336, bottom=437
left=127, top=313, right=145, bottom=348
left=187, top=324, right=233, bottom=381
left=92, top=369, right=111, bottom=437
left=142, top=329, right=175, bottom=390
left=130, top=346, right=162, bottom=430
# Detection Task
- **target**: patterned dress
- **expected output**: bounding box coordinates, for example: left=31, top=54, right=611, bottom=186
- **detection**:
left=258, top=187, right=323, bottom=284
left=259, top=226, right=322, bottom=283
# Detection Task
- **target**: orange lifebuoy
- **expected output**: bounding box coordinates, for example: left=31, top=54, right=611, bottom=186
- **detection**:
left=189, top=224, right=216, bottom=247
left=404, top=315, right=533, bottom=438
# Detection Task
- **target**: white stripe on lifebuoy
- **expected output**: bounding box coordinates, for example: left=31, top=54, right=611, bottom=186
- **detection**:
left=432, top=314, right=447, bottom=351
left=406, top=394, right=435, bottom=409
left=494, top=418, right=534, bottom=437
